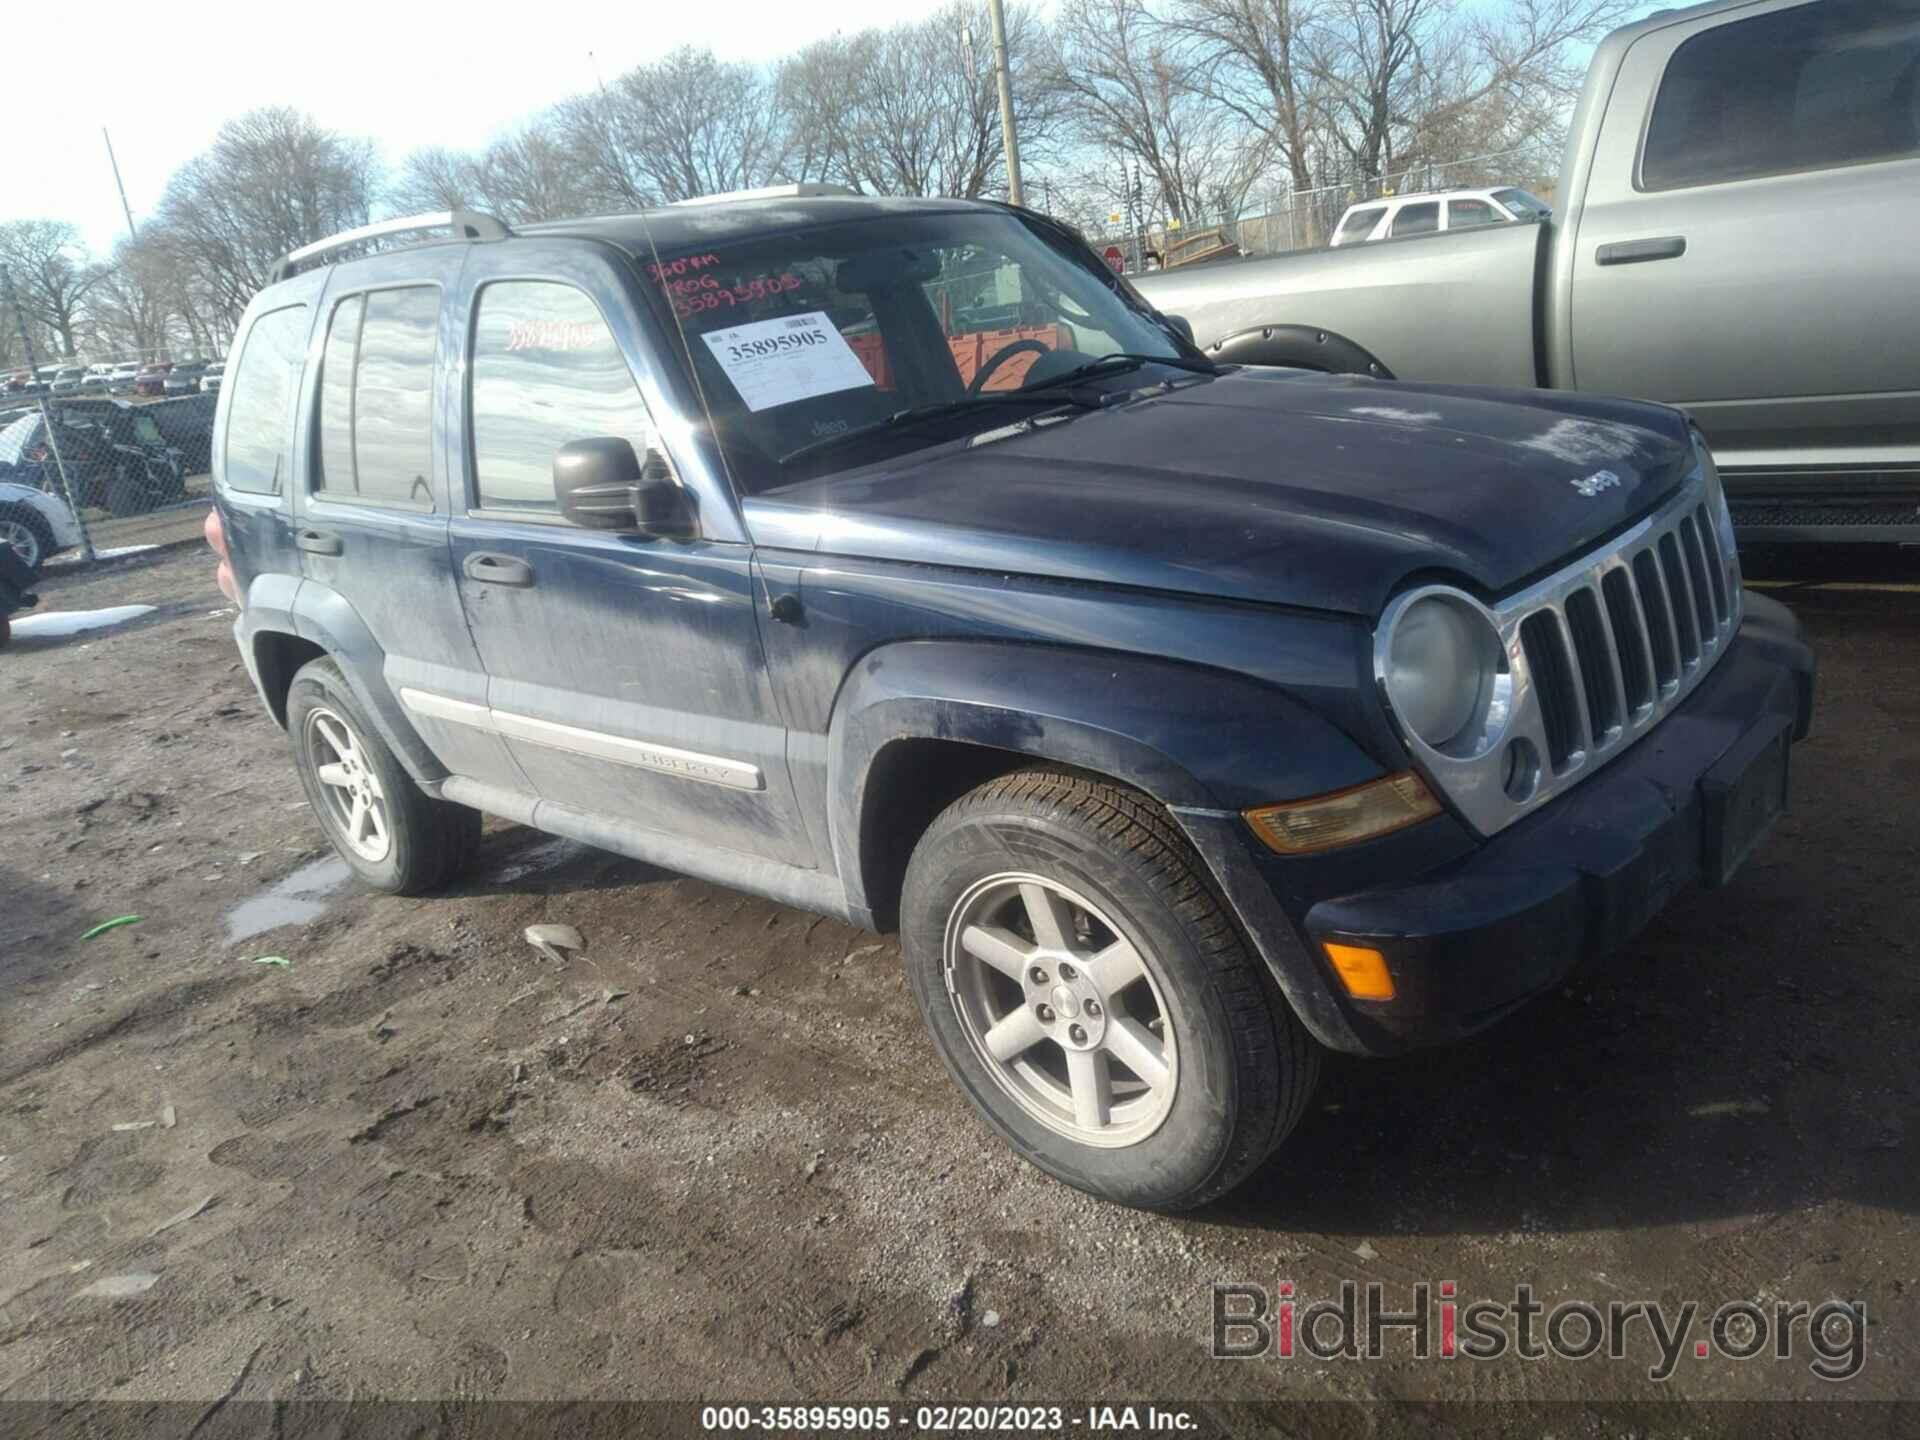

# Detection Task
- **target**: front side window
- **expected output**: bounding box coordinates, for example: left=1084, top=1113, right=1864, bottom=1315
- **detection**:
left=1447, top=199, right=1501, bottom=229
left=640, top=210, right=1187, bottom=493
left=1643, top=1, right=1920, bottom=190
left=1491, top=188, right=1553, bottom=219
left=468, top=281, right=659, bottom=515
left=1390, top=203, right=1440, bottom=237
left=223, top=304, right=309, bottom=495
left=313, top=285, right=439, bottom=506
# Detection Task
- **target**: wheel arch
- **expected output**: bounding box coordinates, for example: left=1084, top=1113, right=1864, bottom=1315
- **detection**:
left=827, top=640, right=1384, bottom=931
left=1204, top=323, right=1396, bottom=379
left=239, top=576, right=447, bottom=784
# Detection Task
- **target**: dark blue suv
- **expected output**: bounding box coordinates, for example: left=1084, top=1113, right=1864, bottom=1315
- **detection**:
left=208, top=194, right=1815, bottom=1210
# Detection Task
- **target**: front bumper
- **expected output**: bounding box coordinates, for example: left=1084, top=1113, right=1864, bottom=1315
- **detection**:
left=1186, top=592, right=1815, bottom=1057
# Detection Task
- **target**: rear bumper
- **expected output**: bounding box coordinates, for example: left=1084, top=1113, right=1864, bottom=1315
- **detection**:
left=1187, top=591, right=1816, bottom=1057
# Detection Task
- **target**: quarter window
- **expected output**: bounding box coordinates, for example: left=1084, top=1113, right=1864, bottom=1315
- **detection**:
left=313, top=286, right=439, bottom=506
left=1335, top=206, right=1385, bottom=242
left=469, top=281, right=659, bottom=515
left=222, top=305, right=308, bottom=495
left=1643, top=1, right=1920, bottom=190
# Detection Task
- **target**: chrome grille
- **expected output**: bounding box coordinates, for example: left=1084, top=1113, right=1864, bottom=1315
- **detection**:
left=1376, top=458, right=1742, bottom=838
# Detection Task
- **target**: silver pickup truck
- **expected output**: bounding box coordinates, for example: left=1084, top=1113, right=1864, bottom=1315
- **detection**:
left=1135, top=0, right=1920, bottom=544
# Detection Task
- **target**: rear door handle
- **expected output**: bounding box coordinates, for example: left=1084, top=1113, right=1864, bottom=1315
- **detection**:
left=1596, top=236, right=1686, bottom=266
left=463, top=552, right=534, bottom=587
left=295, top=528, right=342, bottom=556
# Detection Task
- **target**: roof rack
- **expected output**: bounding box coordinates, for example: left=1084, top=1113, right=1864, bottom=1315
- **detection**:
left=268, top=210, right=511, bottom=284
left=669, top=183, right=859, bottom=208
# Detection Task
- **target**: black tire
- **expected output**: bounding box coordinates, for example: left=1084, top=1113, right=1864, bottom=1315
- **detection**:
left=0, top=504, right=54, bottom=575
left=900, top=769, right=1320, bottom=1211
left=286, top=656, right=481, bottom=895
left=104, top=465, right=152, bottom=517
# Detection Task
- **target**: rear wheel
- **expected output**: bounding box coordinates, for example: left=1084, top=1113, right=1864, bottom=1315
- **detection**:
left=0, top=505, right=52, bottom=574
left=105, top=465, right=152, bottom=517
left=900, top=769, right=1320, bottom=1210
left=286, top=657, right=480, bottom=894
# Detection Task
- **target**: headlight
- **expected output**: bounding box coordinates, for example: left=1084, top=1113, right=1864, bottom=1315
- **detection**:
left=1693, top=429, right=1741, bottom=593
left=1381, top=592, right=1503, bottom=752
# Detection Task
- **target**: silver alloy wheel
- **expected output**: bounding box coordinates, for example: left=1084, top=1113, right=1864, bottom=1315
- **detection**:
left=2, top=519, right=40, bottom=569
left=304, top=705, right=393, bottom=863
left=944, top=872, right=1178, bottom=1148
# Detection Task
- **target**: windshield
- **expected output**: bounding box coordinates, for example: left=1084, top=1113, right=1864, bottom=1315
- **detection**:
left=1492, top=188, right=1552, bottom=219
left=0, top=413, right=40, bottom=464
left=640, top=211, right=1186, bottom=493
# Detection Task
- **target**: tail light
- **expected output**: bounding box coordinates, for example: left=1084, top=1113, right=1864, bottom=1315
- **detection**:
left=205, top=506, right=239, bottom=604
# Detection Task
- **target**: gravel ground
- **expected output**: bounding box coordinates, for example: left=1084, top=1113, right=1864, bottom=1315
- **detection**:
left=0, top=543, right=1914, bottom=1427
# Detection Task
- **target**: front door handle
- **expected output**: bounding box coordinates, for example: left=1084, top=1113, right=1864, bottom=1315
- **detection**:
left=1596, top=235, right=1686, bottom=266
left=463, top=552, right=534, bottom=587
left=295, top=528, right=342, bottom=556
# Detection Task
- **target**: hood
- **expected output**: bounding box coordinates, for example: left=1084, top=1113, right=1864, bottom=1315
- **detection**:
left=745, top=368, right=1695, bottom=616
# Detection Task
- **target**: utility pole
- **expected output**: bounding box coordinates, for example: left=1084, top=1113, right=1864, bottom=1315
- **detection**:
left=103, top=129, right=137, bottom=242
left=987, top=0, right=1024, bottom=207
left=2, top=265, right=95, bottom=563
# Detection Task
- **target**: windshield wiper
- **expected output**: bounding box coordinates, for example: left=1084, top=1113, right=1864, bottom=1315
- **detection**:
left=777, top=392, right=1095, bottom=469
left=1017, top=351, right=1222, bottom=394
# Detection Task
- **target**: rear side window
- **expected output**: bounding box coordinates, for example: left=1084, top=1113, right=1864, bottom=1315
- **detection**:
left=1447, top=198, right=1501, bottom=228
left=313, top=285, right=439, bottom=506
left=468, top=281, right=658, bottom=516
left=1390, top=202, right=1440, bottom=237
left=1643, top=1, right=1920, bottom=190
left=1335, top=206, right=1384, bottom=242
left=222, top=305, right=308, bottom=495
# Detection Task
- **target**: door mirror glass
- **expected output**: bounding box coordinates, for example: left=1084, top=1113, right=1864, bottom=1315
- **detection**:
left=553, top=437, right=695, bottom=537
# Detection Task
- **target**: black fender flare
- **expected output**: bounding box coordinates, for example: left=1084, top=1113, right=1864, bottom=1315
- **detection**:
left=824, top=639, right=1384, bottom=915
left=1205, top=323, right=1395, bottom=380
left=239, top=576, right=447, bottom=784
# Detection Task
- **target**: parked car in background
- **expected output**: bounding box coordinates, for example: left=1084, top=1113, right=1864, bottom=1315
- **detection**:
left=133, top=361, right=174, bottom=396
left=163, top=361, right=209, bottom=395
left=49, top=366, right=87, bottom=395
left=144, top=390, right=215, bottom=475
left=211, top=197, right=1812, bottom=1211
left=0, top=474, right=84, bottom=574
left=1329, top=187, right=1553, bottom=245
left=0, top=399, right=186, bottom=515
left=1135, top=0, right=1920, bottom=544
left=199, top=361, right=225, bottom=394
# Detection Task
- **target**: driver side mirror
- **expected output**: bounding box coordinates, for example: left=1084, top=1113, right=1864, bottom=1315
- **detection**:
left=553, top=437, right=695, bottom=539
left=1161, top=313, right=1195, bottom=345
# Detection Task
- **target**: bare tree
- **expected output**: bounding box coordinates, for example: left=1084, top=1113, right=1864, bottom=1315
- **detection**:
left=1309, top=0, right=1631, bottom=180
left=151, top=108, right=378, bottom=326
left=388, top=146, right=481, bottom=214
left=553, top=48, right=788, bottom=206
left=1162, top=0, right=1331, bottom=205
left=392, top=124, right=600, bottom=224
left=1051, top=0, right=1274, bottom=224
left=0, top=220, right=108, bottom=358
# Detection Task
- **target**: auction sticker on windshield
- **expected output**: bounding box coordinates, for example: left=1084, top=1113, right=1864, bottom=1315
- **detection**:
left=701, top=311, right=875, bottom=412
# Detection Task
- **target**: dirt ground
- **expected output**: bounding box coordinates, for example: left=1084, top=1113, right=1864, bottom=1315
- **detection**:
left=0, top=543, right=1915, bottom=1426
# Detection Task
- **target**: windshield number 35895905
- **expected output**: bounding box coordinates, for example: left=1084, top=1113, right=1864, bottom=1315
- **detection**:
left=723, top=330, right=828, bottom=362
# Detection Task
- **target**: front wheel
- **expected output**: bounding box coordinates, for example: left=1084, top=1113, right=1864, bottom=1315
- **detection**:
left=900, top=769, right=1320, bottom=1210
left=286, top=657, right=480, bottom=894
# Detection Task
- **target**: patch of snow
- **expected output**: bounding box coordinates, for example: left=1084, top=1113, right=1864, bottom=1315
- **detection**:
left=45, top=544, right=159, bottom=568
left=11, top=604, right=157, bottom=638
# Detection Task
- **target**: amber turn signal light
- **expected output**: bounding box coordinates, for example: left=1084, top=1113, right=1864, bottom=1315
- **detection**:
left=1243, top=772, right=1442, bottom=855
left=1323, top=942, right=1395, bottom=1001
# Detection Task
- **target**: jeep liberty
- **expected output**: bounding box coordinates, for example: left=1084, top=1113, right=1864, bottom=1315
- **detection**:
left=207, top=194, right=1816, bottom=1210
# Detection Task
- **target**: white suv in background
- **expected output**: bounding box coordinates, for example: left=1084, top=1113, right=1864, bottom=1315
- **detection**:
left=1329, top=187, right=1552, bottom=246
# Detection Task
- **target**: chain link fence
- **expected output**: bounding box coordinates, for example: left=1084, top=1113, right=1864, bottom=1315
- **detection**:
left=0, top=268, right=222, bottom=582
left=1087, top=144, right=1561, bottom=270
